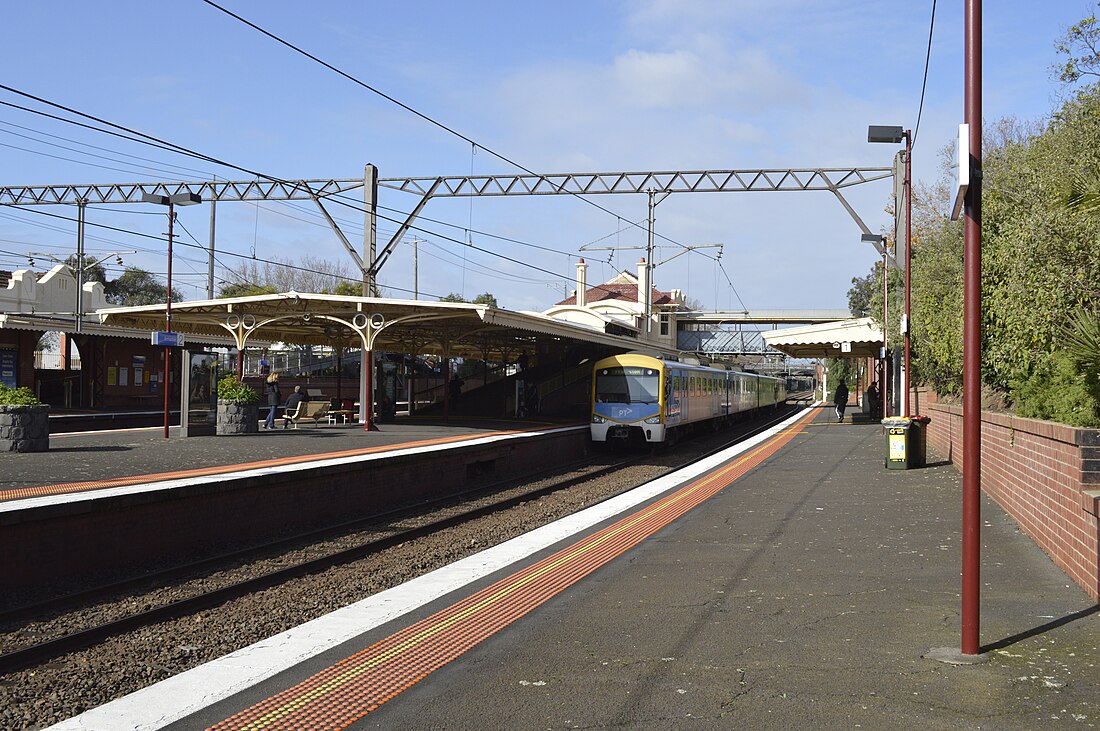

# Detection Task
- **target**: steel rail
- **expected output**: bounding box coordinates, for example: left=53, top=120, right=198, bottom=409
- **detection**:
left=0, top=403, right=809, bottom=675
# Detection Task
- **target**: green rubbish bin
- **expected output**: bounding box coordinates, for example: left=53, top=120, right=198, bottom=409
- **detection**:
left=882, top=416, right=930, bottom=469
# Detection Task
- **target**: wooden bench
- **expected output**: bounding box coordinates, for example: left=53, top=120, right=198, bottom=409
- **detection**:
left=284, top=400, right=330, bottom=428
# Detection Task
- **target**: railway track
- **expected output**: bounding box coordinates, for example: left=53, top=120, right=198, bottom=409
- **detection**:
left=0, top=402, right=811, bottom=677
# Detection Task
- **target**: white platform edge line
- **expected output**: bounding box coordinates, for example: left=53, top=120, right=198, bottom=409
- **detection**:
left=1, top=426, right=585, bottom=513
left=46, top=408, right=811, bottom=731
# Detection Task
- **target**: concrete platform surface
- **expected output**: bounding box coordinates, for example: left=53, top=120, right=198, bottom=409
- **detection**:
left=54, top=408, right=1100, bottom=729
left=356, top=409, right=1099, bottom=729
left=0, top=416, right=560, bottom=495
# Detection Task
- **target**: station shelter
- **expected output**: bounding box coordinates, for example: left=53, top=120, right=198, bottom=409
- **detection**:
left=762, top=317, right=887, bottom=414
left=95, top=291, right=657, bottom=429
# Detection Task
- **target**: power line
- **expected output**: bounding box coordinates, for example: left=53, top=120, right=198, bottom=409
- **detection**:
left=912, top=0, right=937, bottom=146
left=0, top=118, right=214, bottom=178
left=0, top=83, right=713, bottom=304
left=197, top=0, right=701, bottom=257
left=0, top=121, right=213, bottom=179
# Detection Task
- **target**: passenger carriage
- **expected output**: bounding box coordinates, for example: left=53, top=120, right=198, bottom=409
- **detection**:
left=590, top=353, right=786, bottom=443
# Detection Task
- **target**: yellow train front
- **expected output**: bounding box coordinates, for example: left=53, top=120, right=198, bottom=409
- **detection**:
left=590, top=353, right=786, bottom=444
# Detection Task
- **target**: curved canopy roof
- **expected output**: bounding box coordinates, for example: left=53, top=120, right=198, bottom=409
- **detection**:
left=96, top=292, right=655, bottom=359
left=761, top=317, right=883, bottom=359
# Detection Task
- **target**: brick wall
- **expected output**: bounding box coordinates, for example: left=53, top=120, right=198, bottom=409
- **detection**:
left=918, top=389, right=1099, bottom=603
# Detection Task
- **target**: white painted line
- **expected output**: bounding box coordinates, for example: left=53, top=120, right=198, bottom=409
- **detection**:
left=1, top=426, right=585, bottom=513
left=46, top=409, right=809, bottom=730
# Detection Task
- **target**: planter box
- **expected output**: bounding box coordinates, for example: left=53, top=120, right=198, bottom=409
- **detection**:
left=216, top=401, right=259, bottom=436
left=0, top=404, right=50, bottom=452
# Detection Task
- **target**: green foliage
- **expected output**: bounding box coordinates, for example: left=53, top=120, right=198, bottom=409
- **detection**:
left=64, top=254, right=108, bottom=284
left=0, top=384, right=41, bottom=405
left=1063, top=308, right=1100, bottom=376
left=1054, top=5, right=1100, bottom=84
left=470, top=292, right=499, bottom=308
left=106, top=267, right=182, bottom=306
left=891, top=74, right=1100, bottom=422
left=826, top=358, right=857, bottom=386
left=219, top=281, right=278, bottom=298
left=438, top=292, right=499, bottom=307
left=1010, top=350, right=1100, bottom=427
left=846, top=270, right=876, bottom=317
left=330, top=281, right=362, bottom=297
left=216, top=375, right=260, bottom=404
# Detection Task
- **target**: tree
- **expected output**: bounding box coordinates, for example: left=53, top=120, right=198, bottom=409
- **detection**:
left=1055, top=4, right=1100, bottom=84
left=438, top=292, right=499, bottom=307
left=63, top=254, right=108, bottom=285
left=218, top=281, right=278, bottom=298
left=470, top=293, right=498, bottom=308
left=105, top=267, right=182, bottom=307
left=330, top=281, right=362, bottom=297
left=221, top=255, right=356, bottom=296
left=846, top=269, right=877, bottom=318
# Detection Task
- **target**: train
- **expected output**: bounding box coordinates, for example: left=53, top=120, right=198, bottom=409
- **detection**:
left=590, top=352, right=787, bottom=444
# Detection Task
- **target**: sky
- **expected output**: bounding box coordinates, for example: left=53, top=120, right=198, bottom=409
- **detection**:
left=0, top=1, right=1092, bottom=315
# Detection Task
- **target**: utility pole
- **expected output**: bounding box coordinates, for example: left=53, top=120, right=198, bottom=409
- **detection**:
left=363, top=163, right=378, bottom=297
left=961, top=0, right=983, bottom=658
left=411, top=236, right=420, bottom=300
left=75, top=199, right=86, bottom=334
left=207, top=195, right=217, bottom=299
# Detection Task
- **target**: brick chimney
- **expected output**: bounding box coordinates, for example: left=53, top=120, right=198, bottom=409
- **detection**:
left=637, top=258, right=649, bottom=306
left=576, top=258, right=587, bottom=307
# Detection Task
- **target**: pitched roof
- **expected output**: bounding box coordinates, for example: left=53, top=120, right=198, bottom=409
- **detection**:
left=555, top=282, right=676, bottom=307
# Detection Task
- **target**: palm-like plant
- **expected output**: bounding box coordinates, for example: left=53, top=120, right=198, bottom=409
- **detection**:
left=1063, top=309, right=1100, bottom=376
left=1058, top=169, right=1100, bottom=216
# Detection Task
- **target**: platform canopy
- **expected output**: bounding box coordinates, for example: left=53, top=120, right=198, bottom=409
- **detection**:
left=761, top=317, right=883, bottom=359
left=95, top=291, right=653, bottom=359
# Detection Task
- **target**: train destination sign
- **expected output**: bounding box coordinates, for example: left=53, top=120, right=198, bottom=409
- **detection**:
left=151, top=331, right=185, bottom=347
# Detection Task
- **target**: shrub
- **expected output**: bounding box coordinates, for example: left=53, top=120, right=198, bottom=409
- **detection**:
left=1011, top=350, right=1100, bottom=427
left=0, top=384, right=41, bottom=405
left=216, top=375, right=260, bottom=404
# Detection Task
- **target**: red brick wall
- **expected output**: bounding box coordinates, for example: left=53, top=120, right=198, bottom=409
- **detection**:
left=918, top=389, right=1099, bottom=603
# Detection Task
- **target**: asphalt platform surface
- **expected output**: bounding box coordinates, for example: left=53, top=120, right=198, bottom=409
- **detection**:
left=0, top=416, right=559, bottom=492
left=184, top=405, right=1097, bottom=730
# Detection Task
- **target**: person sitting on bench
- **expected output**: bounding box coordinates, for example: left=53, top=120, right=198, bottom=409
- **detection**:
left=282, top=386, right=306, bottom=429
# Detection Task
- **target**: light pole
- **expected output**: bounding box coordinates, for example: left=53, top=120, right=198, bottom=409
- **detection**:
left=868, top=125, right=913, bottom=416
left=142, top=192, right=202, bottom=439
left=861, top=233, right=889, bottom=418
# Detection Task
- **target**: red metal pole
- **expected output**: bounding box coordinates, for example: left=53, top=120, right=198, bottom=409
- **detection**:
left=904, top=130, right=913, bottom=417
left=364, top=350, right=376, bottom=431
left=443, top=359, right=451, bottom=421
left=163, top=204, right=174, bottom=440
left=962, top=0, right=983, bottom=656
left=882, top=247, right=889, bottom=419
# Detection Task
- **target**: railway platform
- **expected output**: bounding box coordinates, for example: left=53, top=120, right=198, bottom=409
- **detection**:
left=0, top=416, right=586, bottom=600
left=51, top=405, right=1099, bottom=730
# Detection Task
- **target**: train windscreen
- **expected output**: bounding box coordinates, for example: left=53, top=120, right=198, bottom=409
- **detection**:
left=595, top=366, right=660, bottom=404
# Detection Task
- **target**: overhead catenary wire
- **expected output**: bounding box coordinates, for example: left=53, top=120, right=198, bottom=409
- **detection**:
left=197, top=0, right=707, bottom=259
left=0, top=83, right=720, bottom=305
left=912, top=0, right=937, bottom=146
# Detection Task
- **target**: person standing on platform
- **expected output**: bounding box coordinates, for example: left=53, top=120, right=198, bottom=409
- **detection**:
left=866, top=380, right=881, bottom=417
left=263, top=371, right=281, bottom=430
left=833, top=380, right=849, bottom=423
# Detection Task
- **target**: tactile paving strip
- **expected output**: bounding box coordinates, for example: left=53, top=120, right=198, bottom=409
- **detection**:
left=208, top=408, right=818, bottom=730
left=0, top=429, right=524, bottom=503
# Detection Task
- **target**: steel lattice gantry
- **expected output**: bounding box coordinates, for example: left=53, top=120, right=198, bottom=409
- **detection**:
left=0, top=165, right=894, bottom=290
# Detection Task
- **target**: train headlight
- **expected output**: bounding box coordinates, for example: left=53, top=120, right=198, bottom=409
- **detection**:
left=591, top=414, right=606, bottom=423
left=644, top=415, right=661, bottom=424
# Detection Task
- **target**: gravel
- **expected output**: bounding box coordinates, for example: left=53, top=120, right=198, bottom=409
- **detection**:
left=0, top=415, right=790, bottom=730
